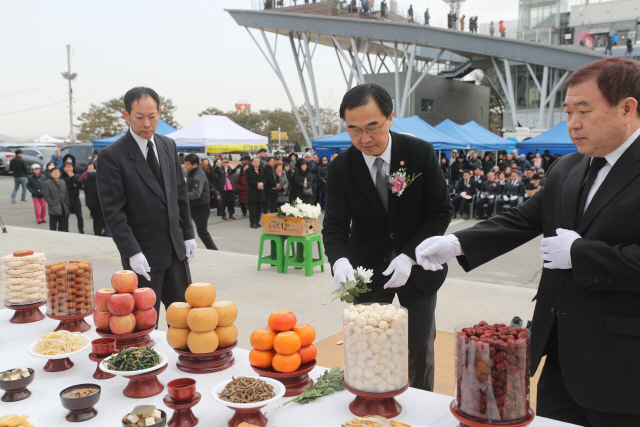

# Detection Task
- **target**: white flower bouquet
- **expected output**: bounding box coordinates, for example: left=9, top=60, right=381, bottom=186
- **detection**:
left=277, top=198, right=322, bottom=219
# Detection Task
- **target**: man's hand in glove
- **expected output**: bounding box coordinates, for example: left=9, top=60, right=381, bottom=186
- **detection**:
left=382, top=254, right=414, bottom=289
left=129, top=252, right=151, bottom=281
left=415, top=234, right=461, bottom=271
left=185, top=239, right=197, bottom=263
left=333, top=258, right=356, bottom=290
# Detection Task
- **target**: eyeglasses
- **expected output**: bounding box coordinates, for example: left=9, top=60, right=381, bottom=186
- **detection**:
left=346, top=117, right=389, bottom=138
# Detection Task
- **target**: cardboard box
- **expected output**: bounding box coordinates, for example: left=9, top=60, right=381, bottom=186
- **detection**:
left=262, top=213, right=319, bottom=236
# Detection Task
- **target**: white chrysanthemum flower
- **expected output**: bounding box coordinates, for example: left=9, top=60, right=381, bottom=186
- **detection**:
left=355, top=266, right=374, bottom=284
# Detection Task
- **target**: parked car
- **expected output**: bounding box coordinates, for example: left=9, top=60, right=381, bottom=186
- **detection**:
left=61, top=143, right=94, bottom=171
left=0, top=147, right=16, bottom=174
left=18, top=148, right=51, bottom=171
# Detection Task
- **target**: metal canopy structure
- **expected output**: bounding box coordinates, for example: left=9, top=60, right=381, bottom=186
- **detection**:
left=227, top=9, right=605, bottom=145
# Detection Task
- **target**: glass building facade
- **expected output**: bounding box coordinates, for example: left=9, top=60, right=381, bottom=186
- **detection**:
left=518, top=0, right=569, bottom=45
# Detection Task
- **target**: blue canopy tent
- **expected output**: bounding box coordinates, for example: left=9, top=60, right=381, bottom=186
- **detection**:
left=435, top=119, right=517, bottom=151
left=312, top=116, right=466, bottom=160
left=517, top=121, right=577, bottom=154
left=92, top=119, right=178, bottom=150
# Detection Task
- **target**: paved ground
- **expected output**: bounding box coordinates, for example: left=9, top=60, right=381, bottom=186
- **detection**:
left=0, top=174, right=543, bottom=348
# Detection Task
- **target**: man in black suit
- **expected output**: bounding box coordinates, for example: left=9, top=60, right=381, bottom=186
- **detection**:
left=496, top=170, right=524, bottom=212
left=263, top=157, right=279, bottom=214
left=323, top=84, right=452, bottom=392
left=415, top=58, right=640, bottom=426
left=451, top=170, right=476, bottom=219
left=245, top=156, right=265, bottom=228
left=474, top=171, right=501, bottom=218
left=97, top=87, right=196, bottom=316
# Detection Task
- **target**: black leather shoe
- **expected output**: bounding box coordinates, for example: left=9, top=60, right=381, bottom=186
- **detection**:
left=452, top=212, right=457, bottom=219
left=250, top=224, right=259, bottom=229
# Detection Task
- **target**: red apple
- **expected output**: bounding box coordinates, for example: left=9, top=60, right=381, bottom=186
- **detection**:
left=111, top=270, right=138, bottom=293
left=109, top=313, right=136, bottom=335
left=94, top=288, right=116, bottom=312
left=107, top=293, right=135, bottom=316
left=132, top=287, right=156, bottom=311
left=134, top=308, right=157, bottom=330
left=93, top=311, right=112, bottom=331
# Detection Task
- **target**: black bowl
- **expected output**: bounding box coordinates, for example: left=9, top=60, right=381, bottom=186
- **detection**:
left=0, top=368, right=35, bottom=402
left=121, top=409, right=167, bottom=427
left=59, top=383, right=101, bottom=422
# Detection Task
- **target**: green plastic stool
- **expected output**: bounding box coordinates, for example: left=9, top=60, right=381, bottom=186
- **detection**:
left=283, top=234, right=325, bottom=277
left=258, top=234, right=287, bottom=273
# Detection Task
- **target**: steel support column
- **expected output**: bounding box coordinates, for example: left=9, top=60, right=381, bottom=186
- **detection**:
left=247, top=28, right=311, bottom=145
left=399, top=43, right=417, bottom=117
left=302, top=32, right=324, bottom=138
left=538, top=66, right=549, bottom=129
left=503, top=59, right=519, bottom=128
left=491, top=57, right=518, bottom=129
left=405, top=49, right=444, bottom=99
left=393, top=42, right=401, bottom=115
left=289, top=33, right=319, bottom=140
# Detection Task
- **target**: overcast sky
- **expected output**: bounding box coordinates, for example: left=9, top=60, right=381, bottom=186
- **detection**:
left=1, top=0, right=588, bottom=139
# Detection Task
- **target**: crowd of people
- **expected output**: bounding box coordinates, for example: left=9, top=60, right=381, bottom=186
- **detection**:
left=441, top=149, right=555, bottom=220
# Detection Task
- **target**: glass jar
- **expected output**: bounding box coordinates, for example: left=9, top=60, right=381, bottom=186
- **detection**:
left=46, top=261, right=94, bottom=316
left=455, top=320, right=531, bottom=423
left=343, top=303, right=408, bottom=393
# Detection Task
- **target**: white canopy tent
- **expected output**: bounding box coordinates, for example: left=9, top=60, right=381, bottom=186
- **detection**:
left=32, top=134, right=65, bottom=143
left=165, top=115, right=268, bottom=153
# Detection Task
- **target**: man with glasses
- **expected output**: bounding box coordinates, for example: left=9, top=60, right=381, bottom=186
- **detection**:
left=323, top=83, right=452, bottom=392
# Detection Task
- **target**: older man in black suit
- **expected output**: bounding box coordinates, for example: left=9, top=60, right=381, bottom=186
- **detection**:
left=245, top=156, right=266, bottom=228
left=97, top=87, right=196, bottom=316
left=323, top=84, right=452, bottom=391
left=415, top=58, right=640, bottom=426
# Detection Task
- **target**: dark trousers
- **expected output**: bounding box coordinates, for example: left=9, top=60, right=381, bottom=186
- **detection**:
left=538, top=342, right=640, bottom=427
left=496, top=197, right=518, bottom=212
left=249, top=201, right=263, bottom=226
left=88, top=206, right=104, bottom=236
left=355, top=285, right=437, bottom=392
left=220, top=190, right=235, bottom=216
left=239, top=202, right=248, bottom=215
left=67, top=196, right=84, bottom=233
left=263, top=197, right=276, bottom=214
left=474, top=198, right=495, bottom=217
left=124, top=247, right=192, bottom=318
left=49, top=214, right=68, bottom=232
left=452, top=195, right=471, bottom=214
left=190, top=203, right=217, bottom=250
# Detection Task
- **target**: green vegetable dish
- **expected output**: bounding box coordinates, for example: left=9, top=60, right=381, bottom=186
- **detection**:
left=104, top=347, right=161, bottom=371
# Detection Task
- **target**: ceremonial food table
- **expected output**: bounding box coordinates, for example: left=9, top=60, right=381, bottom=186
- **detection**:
left=0, top=308, right=577, bottom=427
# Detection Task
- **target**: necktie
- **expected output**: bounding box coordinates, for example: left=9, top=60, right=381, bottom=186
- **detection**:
left=146, top=141, right=164, bottom=192
left=255, top=168, right=259, bottom=175
left=577, top=157, right=607, bottom=223
left=373, top=157, right=388, bottom=212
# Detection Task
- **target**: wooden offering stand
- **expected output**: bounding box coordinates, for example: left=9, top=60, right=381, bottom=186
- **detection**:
left=0, top=368, right=35, bottom=402
left=47, top=309, right=95, bottom=333
left=251, top=360, right=315, bottom=397
left=5, top=301, right=45, bottom=324
left=44, top=357, right=75, bottom=372
left=173, top=341, right=236, bottom=374
left=95, top=326, right=155, bottom=351
left=342, top=378, right=409, bottom=418
left=225, top=404, right=270, bottom=427
left=163, top=392, right=201, bottom=427
left=89, top=338, right=117, bottom=380
left=122, top=364, right=168, bottom=399
left=449, top=401, right=535, bottom=427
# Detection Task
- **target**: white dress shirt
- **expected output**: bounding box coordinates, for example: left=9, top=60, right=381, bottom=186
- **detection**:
left=362, top=133, right=392, bottom=184
left=130, top=129, right=159, bottom=164
left=584, top=125, right=640, bottom=211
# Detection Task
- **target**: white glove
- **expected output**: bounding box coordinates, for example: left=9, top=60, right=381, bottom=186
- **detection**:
left=480, top=194, right=486, bottom=199
left=488, top=195, right=495, bottom=199
left=129, top=252, right=151, bottom=281
left=382, top=254, right=414, bottom=289
left=510, top=195, right=518, bottom=201
left=503, top=195, right=509, bottom=201
left=539, top=228, right=581, bottom=269
left=333, top=258, right=356, bottom=290
left=415, top=234, right=461, bottom=271
left=524, top=193, right=530, bottom=198
left=460, top=192, right=467, bottom=197
left=185, top=239, right=197, bottom=263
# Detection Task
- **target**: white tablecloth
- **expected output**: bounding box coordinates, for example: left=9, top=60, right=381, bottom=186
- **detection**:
left=0, top=308, right=577, bottom=426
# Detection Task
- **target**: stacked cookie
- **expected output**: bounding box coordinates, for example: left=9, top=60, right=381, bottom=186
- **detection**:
left=46, top=261, right=94, bottom=316
left=1, top=250, right=47, bottom=305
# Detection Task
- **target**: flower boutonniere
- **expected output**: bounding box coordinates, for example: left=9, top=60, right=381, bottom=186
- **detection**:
left=387, top=168, right=422, bottom=196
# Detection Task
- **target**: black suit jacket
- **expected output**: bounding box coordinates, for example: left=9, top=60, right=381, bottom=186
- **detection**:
left=455, top=137, right=640, bottom=414
left=97, top=131, right=194, bottom=271
left=264, top=165, right=278, bottom=199
left=245, top=166, right=265, bottom=203
left=455, top=179, right=477, bottom=196
left=502, top=179, right=524, bottom=197
left=323, top=131, right=452, bottom=296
